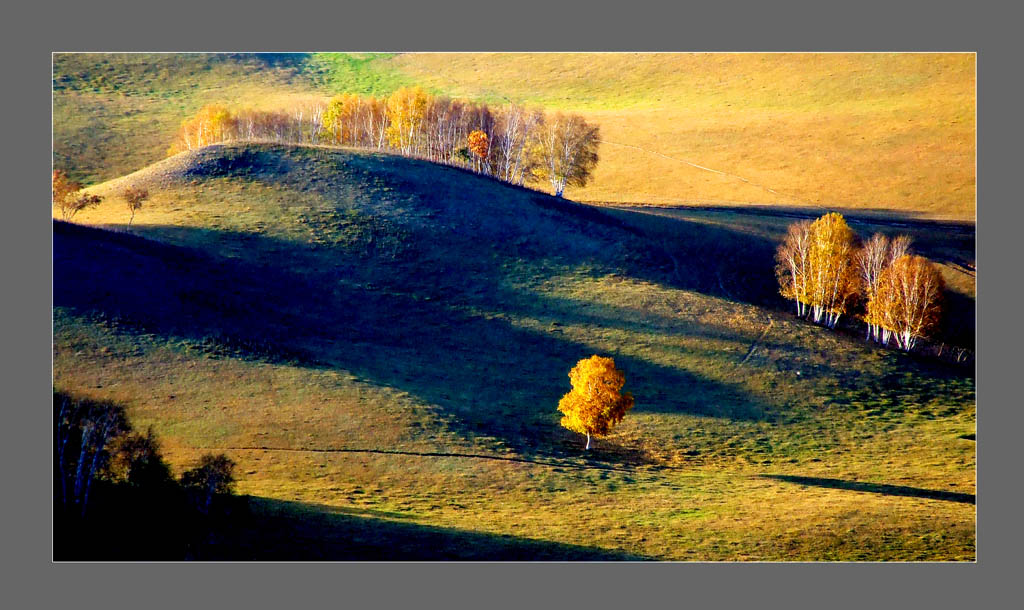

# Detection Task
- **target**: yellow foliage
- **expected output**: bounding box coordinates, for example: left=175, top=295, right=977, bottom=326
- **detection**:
left=323, top=93, right=361, bottom=144
left=870, top=255, right=944, bottom=350
left=385, top=86, right=432, bottom=154
left=557, top=355, right=634, bottom=448
left=776, top=212, right=858, bottom=327
left=169, top=104, right=235, bottom=154
left=808, top=213, right=857, bottom=309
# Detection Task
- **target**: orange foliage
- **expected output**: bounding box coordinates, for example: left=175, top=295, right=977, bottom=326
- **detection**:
left=53, top=170, right=102, bottom=221
left=468, top=129, right=489, bottom=159
left=557, top=355, right=634, bottom=450
left=869, top=255, right=944, bottom=351
left=52, top=170, right=79, bottom=206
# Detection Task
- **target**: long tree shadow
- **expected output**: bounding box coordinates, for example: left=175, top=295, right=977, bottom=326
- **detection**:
left=56, top=485, right=647, bottom=560
left=215, top=497, right=650, bottom=561
left=54, top=220, right=777, bottom=464
left=760, top=474, right=975, bottom=504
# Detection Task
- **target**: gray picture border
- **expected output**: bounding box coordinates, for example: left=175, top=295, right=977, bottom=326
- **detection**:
left=10, top=0, right=1015, bottom=607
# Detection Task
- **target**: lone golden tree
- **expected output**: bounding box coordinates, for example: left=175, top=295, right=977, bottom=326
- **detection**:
left=869, top=255, right=944, bottom=351
left=121, top=185, right=149, bottom=230
left=557, top=355, right=634, bottom=450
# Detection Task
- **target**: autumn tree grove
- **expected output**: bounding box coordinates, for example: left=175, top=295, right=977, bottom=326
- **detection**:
left=168, top=90, right=599, bottom=196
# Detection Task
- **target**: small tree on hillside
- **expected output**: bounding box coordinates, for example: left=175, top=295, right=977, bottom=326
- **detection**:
left=557, top=355, right=634, bottom=450
left=110, top=427, right=173, bottom=489
left=869, top=255, right=944, bottom=351
left=53, top=170, right=103, bottom=221
left=60, top=192, right=104, bottom=221
left=121, top=185, right=149, bottom=230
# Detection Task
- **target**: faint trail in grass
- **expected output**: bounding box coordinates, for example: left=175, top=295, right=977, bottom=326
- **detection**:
left=739, top=315, right=774, bottom=365
left=206, top=445, right=655, bottom=475
left=598, top=139, right=800, bottom=203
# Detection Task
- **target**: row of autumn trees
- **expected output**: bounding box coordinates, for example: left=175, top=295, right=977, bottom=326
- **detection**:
left=775, top=212, right=944, bottom=352
left=169, top=87, right=600, bottom=197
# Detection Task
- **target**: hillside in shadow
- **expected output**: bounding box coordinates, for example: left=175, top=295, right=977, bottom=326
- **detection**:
left=57, top=487, right=643, bottom=561
left=224, top=497, right=647, bottom=561
left=54, top=219, right=776, bottom=462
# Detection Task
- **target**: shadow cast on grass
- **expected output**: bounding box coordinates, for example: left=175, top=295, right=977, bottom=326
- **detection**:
left=217, top=497, right=648, bottom=561
left=56, top=485, right=646, bottom=560
left=54, top=220, right=775, bottom=465
left=760, top=474, right=975, bottom=504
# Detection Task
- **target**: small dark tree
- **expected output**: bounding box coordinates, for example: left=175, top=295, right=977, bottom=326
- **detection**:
left=121, top=185, right=149, bottom=230
left=56, top=192, right=103, bottom=221
left=111, top=427, right=173, bottom=489
left=181, top=454, right=236, bottom=514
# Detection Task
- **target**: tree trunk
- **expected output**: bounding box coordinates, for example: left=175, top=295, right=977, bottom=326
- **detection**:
left=585, top=433, right=591, bottom=450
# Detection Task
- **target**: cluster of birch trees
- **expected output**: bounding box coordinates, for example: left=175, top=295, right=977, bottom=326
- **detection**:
left=169, top=86, right=600, bottom=197
left=775, top=212, right=944, bottom=351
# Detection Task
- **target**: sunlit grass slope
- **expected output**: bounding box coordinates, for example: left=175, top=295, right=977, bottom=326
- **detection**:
left=392, top=53, right=976, bottom=217
left=54, top=53, right=974, bottom=218
left=54, top=144, right=974, bottom=560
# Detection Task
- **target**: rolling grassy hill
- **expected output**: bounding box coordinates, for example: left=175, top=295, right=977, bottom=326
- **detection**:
left=53, top=53, right=975, bottom=219
left=54, top=143, right=975, bottom=560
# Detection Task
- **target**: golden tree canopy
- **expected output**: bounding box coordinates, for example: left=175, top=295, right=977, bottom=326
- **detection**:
left=869, top=254, right=944, bottom=350
left=557, top=355, right=634, bottom=448
left=468, top=129, right=489, bottom=159
left=385, top=86, right=432, bottom=153
left=323, top=93, right=361, bottom=144
left=775, top=212, right=858, bottom=327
